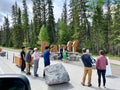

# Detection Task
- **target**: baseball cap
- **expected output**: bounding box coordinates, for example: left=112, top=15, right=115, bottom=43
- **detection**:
left=34, top=48, right=37, bottom=51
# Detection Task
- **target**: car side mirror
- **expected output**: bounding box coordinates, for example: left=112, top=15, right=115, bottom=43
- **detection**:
left=0, top=74, right=31, bottom=90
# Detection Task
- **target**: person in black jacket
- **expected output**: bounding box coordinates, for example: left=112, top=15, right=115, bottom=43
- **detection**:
left=59, top=46, right=63, bottom=60
left=20, top=46, right=26, bottom=72
left=81, top=48, right=93, bottom=87
left=25, top=48, right=32, bottom=75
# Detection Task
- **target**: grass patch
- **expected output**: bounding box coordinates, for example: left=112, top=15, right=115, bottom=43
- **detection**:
left=91, top=54, right=120, bottom=61
left=107, top=55, right=120, bottom=61
left=111, top=63, right=120, bottom=66
left=0, top=47, right=21, bottom=53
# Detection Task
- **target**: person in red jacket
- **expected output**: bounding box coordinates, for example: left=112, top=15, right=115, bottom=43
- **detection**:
left=96, top=50, right=108, bottom=88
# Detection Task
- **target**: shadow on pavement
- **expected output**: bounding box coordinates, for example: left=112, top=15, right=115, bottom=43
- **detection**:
left=91, top=86, right=116, bottom=90
left=47, top=82, right=74, bottom=90
left=106, top=75, right=120, bottom=79
left=27, top=75, right=45, bottom=81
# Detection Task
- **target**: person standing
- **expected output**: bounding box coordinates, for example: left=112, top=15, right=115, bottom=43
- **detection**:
left=59, top=46, right=63, bottom=60
left=20, top=46, right=26, bottom=72
left=96, top=50, right=108, bottom=88
left=32, top=48, right=40, bottom=77
left=106, top=57, right=112, bottom=76
left=25, top=48, right=32, bottom=75
left=63, top=48, right=68, bottom=62
left=81, top=48, right=93, bottom=87
left=43, top=46, right=50, bottom=77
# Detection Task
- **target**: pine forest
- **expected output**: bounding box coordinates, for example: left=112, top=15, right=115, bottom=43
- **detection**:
left=0, top=0, right=120, bottom=56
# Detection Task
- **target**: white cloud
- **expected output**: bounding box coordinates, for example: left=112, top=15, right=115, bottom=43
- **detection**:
left=53, top=0, right=64, bottom=22
left=0, top=0, right=69, bottom=26
left=53, top=0, right=70, bottom=22
left=1, top=0, right=115, bottom=27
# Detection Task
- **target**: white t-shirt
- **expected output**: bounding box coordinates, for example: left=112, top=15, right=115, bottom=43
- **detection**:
left=32, top=52, right=40, bottom=61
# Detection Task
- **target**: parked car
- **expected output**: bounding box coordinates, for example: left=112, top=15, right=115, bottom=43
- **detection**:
left=0, top=74, right=31, bottom=90
left=0, top=51, right=6, bottom=57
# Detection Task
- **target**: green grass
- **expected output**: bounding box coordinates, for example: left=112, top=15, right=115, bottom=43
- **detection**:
left=1, top=46, right=120, bottom=61
left=108, top=56, right=120, bottom=61
left=111, top=63, right=120, bottom=66
left=1, top=47, right=21, bottom=52
left=92, top=54, right=120, bottom=61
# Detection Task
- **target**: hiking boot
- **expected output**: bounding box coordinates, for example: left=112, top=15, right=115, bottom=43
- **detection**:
left=98, top=85, right=101, bottom=88
left=88, top=84, right=92, bottom=87
left=26, top=72, right=31, bottom=75
left=81, top=83, right=85, bottom=86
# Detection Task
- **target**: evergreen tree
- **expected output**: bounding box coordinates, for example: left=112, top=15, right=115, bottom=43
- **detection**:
left=3, top=16, right=10, bottom=47
left=110, top=0, right=120, bottom=55
left=69, top=0, right=91, bottom=48
left=0, top=26, right=4, bottom=45
left=29, top=20, right=34, bottom=48
left=46, top=0, right=55, bottom=43
left=17, top=8, right=24, bottom=48
left=57, top=20, right=70, bottom=44
left=38, top=25, right=49, bottom=44
left=11, top=3, right=18, bottom=48
left=69, top=0, right=79, bottom=40
left=32, top=0, right=42, bottom=47
left=91, top=0, right=105, bottom=52
left=103, top=0, right=112, bottom=53
left=22, top=0, right=29, bottom=46
left=41, top=0, right=47, bottom=25
left=0, top=0, right=120, bottom=56
left=0, top=27, right=2, bottom=45
left=61, top=0, right=67, bottom=24
left=11, top=3, right=23, bottom=48
left=11, top=2, right=17, bottom=26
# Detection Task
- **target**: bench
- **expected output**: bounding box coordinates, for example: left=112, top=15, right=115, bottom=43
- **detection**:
left=14, top=56, right=33, bottom=67
left=0, top=48, right=2, bottom=52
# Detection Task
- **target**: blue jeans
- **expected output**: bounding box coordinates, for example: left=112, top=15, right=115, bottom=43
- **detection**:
left=34, top=60, right=39, bottom=75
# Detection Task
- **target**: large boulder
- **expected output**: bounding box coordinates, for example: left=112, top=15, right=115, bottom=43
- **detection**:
left=44, top=63, right=70, bottom=85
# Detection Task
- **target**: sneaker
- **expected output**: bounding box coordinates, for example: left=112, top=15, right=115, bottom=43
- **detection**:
left=21, top=71, right=25, bottom=73
left=43, top=74, right=45, bottom=78
left=34, top=74, right=38, bottom=77
left=28, top=72, right=31, bottom=75
left=43, top=75, right=45, bottom=78
left=88, top=84, right=92, bottom=87
left=81, top=83, right=85, bottom=86
left=26, top=72, right=31, bottom=75
left=98, top=85, right=100, bottom=88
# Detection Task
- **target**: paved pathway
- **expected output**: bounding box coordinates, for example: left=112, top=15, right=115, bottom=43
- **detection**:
left=0, top=50, right=120, bottom=90
left=110, top=60, right=120, bottom=65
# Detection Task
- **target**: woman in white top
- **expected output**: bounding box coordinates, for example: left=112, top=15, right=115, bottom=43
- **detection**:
left=32, top=48, right=40, bottom=77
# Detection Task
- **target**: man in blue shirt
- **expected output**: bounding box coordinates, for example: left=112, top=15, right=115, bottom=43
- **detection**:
left=43, top=46, right=50, bottom=77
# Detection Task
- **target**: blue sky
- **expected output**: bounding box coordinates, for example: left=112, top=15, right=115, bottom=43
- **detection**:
left=0, top=0, right=69, bottom=26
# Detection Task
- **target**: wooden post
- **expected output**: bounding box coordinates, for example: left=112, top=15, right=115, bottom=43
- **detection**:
left=7, top=51, right=8, bottom=59
left=13, top=53, right=14, bottom=63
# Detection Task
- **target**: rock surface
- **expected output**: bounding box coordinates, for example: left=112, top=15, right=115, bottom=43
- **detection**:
left=44, top=63, right=70, bottom=85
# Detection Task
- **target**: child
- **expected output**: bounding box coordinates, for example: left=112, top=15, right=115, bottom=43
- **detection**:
left=63, top=48, right=68, bottom=62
